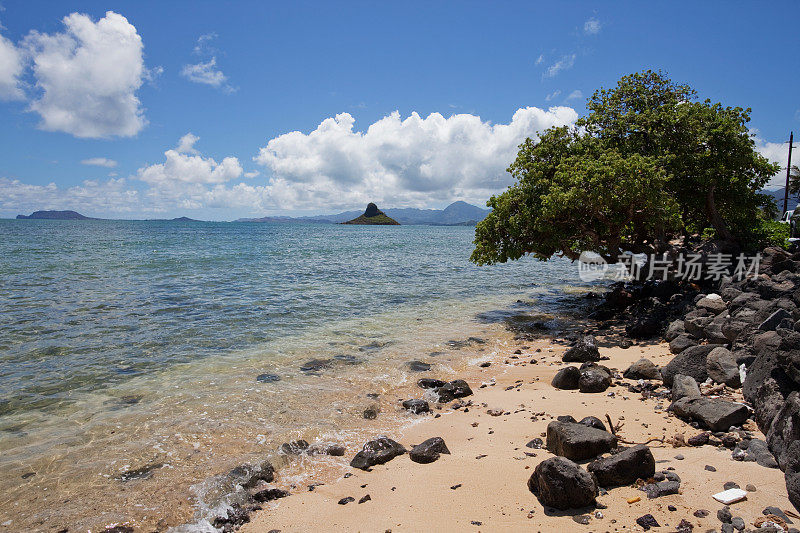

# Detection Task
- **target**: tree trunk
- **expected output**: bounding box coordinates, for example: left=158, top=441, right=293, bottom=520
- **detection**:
left=705, top=185, right=734, bottom=242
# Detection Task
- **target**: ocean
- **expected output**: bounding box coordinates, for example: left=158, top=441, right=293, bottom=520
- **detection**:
left=0, top=220, right=593, bottom=531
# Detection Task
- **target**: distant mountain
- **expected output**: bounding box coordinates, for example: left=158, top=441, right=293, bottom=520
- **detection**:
left=238, top=201, right=490, bottom=226
left=764, top=187, right=799, bottom=213
left=16, top=210, right=93, bottom=220
left=342, top=203, right=400, bottom=225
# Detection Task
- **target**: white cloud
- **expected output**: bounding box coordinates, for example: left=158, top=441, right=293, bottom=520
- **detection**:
left=181, top=58, right=228, bottom=88
left=182, top=33, right=232, bottom=92
left=755, top=136, right=796, bottom=188
left=566, top=89, right=583, bottom=100
left=176, top=132, right=200, bottom=154
left=544, top=54, right=576, bottom=78
left=0, top=177, right=140, bottom=215
left=253, top=107, right=578, bottom=210
left=584, top=17, right=601, bottom=35
left=136, top=134, right=243, bottom=186
left=545, top=90, right=561, bottom=102
left=0, top=30, right=24, bottom=100
left=22, top=11, right=147, bottom=138
left=244, top=170, right=260, bottom=178
left=534, top=54, right=544, bottom=66
left=81, top=157, right=118, bottom=167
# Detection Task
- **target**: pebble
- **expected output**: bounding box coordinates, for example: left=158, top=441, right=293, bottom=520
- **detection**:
left=694, top=509, right=710, bottom=518
left=572, top=515, right=591, bottom=525
left=338, top=497, right=354, bottom=505
left=358, top=495, right=371, bottom=504
left=745, top=484, right=756, bottom=492
left=705, top=465, right=717, bottom=472
left=718, top=505, right=732, bottom=523
left=723, top=481, right=740, bottom=490
left=732, top=516, right=745, bottom=531
left=674, top=454, right=685, bottom=460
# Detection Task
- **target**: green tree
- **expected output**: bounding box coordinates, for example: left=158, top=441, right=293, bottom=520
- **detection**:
left=789, top=165, right=800, bottom=198
left=471, top=70, right=779, bottom=265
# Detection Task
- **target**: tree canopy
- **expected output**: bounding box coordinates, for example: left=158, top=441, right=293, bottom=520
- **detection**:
left=471, top=70, right=780, bottom=265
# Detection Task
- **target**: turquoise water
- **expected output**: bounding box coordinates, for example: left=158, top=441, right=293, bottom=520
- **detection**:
left=0, top=220, right=591, bottom=531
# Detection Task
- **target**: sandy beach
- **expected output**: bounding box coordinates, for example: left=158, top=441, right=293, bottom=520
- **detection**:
left=241, top=327, right=794, bottom=532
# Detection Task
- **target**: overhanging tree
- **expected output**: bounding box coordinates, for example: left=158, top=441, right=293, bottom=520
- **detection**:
left=471, top=70, right=779, bottom=265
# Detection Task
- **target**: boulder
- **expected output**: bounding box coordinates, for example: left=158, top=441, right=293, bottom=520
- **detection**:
left=578, top=367, right=612, bottom=393
left=623, top=358, right=661, bottom=380
left=706, top=347, right=742, bottom=388
left=527, top=457, right=597, bottom=510
left=626, top=316, right=663, bottom=339
left=665, top=320, right=686, bottom=342
left=661, top=344, right=724, bottom=386
left=669, top=334, right=699, bottom=355
left=588, top=444, right=655, bottom=487
left=434, top=379, right=473, bottom=403
left=546, top=421, right=617, bottom=461
left=754, top=377, right=792, bottom=433
left=551, top=366, right=580, bottom=390
left=401, top=399, right=430, bottom=414
left=784, top=441, right=800, bottom=512
left=409, top=437, right=450, bottom=464
left=704, top=313, right=731, bottom=344
left=697, top=294, right=727, bottom=314
left=671, top=397, right=750, bottom=432
left=350, top=437, right=407, bottom=470
left=766, top=391, right=800, bottom=470
left=760, top=309, right=793, bottom=331
left=671, top=374, right=701, bottom=401
left=743, top=347, right=788, bottom=404
left=562, top=336, right=601, bottom=363
left=579, top=416, right=607, bottom=431
left=732, top=438, right=779, bottom=468
left=684, top=309, right=714, bottom=337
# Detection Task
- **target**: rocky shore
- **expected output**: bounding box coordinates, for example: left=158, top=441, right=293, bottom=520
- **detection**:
left=200, top=245, right=800, bottom=532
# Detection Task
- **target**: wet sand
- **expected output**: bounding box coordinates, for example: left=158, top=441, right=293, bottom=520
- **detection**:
left=243, top=331, right=794, bottom=532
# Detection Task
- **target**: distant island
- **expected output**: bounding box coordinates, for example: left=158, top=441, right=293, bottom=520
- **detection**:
left=14, top=210, right=201, bottom=222
left=238, top=200, right=490, bottom=226
left=342, top=203, right=400, bottom=225
left=16, top=210, right=94, bottom=220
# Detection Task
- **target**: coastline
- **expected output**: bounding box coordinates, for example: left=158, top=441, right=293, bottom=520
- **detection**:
left=240, top=329, right=792, bottom=533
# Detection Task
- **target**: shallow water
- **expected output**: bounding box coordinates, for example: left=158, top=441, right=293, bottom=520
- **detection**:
left=0, top=220, right=594, bottom=531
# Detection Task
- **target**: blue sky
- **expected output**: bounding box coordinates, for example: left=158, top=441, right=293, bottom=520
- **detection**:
left=0, top=1, right=798, bottom=220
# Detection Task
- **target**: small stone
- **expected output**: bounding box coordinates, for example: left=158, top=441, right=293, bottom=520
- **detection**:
left=718, top=505, right=732, bottom=523
left=732, top=516, right=745, bottom=531
left=526, top=438, right=543, bottom=449
left=723, top=482, right=740, bottom=490
left=450, top=484, right=462, bottom=490
left=635, top=514, right=660, bottom=530
left=675, top=454, right=685, bottom=460
left=358, top=494, right=371, bottom=504
left=668, top=505, right=677, bottom=511
left=745, top=484, right=756, bottom=492
left=338, top=496, right=355, bottom=505
left=572, top=515, right=591, bottom=525
left=705, top=465, right=717, bottom=472
left=694, top=509, right=709, bottom=518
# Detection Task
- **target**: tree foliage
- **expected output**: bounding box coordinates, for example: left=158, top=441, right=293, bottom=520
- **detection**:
left=472, top=70, right=780, bottom=265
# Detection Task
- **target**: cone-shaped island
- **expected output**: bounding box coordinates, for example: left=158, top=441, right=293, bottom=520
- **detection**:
left=342, top=203, right=400, bottom=225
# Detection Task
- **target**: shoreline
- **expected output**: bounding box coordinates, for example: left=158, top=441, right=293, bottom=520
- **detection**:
left=237, top=324, right=794, bottom=532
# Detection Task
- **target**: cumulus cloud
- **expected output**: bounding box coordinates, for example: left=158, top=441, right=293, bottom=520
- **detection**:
left=584, top=17, right=601, bottom=35
left=136, top=134, right=243, bottom=186
left=244, top=170, right=260, bottom=178
left=0, top=30, right=24, bottom=100
left=22, top=11, right=147, bottom=138
left=544, top=54, right=576, bottom=78
left=176, top=132, right=200, bottom=154
left=253, top=107, right=578, bottom=210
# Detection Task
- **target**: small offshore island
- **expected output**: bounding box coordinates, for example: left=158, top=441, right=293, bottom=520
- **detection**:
left=341, top=203, right=400, bottom=225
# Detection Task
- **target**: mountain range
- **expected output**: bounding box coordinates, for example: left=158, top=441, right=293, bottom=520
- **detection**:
left=238, top=201, right=491, bottom=226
